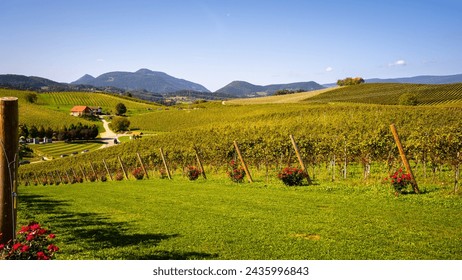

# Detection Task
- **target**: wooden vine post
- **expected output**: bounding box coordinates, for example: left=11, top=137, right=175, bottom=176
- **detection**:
left=194, top=147, right=207, bottom=179
left=390, top=124, right=420, bottom=193
left=233, top=140, right=253, bottom=183
left=0, top=97, right=19, bottom=243
left=79, top=165, right=87, bottom=182
left=159, top=148, right=172, bottom=180
left=289, top=134, right=312, bottom=184
left=89, top=162, right=98, bottom=181
left=118, top=156, right=129, bottom=180
left=102, top=159, right=113, bottom=181
left=137, top=153, right=149, bottom=179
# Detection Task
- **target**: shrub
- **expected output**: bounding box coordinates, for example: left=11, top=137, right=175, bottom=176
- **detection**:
left=132, top=167, right=144, bottom=180
left=1, top=221, right=59, bottom=260
left=386, top=168, right=413, bottom=194
left=159, top=168, right=168, bottom=179
left=278, top=167, right=307, bottom=186
left=110, top=116, right=131, bottom=132
left=100, top=175, right=107, bottom=182
left=227, top=160, right=246, bottom=183
left=185, top=166, right=201, bottom=181
left=115, top=172, right=124, bottom=181
left=88, top=174, right=97, bottom=182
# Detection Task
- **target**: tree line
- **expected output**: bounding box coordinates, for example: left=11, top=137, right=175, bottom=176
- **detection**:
left=337, top=77, right=365, bottom=86
left=20, top=123, right=99, bottom=141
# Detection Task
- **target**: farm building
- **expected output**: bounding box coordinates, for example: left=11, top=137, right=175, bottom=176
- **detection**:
left=70, top=106, right=92, bottom=117
left=89, top=106, right=102, bottom=115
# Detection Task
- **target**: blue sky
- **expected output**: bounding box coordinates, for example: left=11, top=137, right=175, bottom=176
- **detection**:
left=1, top=0, right=461, bottom=91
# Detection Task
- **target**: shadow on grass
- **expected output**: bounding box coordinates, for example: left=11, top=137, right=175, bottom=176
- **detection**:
left=19, top=194, right=217, bottom=260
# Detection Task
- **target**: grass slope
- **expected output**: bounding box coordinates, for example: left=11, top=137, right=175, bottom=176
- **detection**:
left=224, top=88, right=335, bottom=105
left=18, top=179, right=462, bottom=260
left=304, top=83, right=462, bottom=105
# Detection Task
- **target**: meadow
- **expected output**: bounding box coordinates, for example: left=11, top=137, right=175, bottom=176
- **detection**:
left=17, top=178, right=462, bottom=260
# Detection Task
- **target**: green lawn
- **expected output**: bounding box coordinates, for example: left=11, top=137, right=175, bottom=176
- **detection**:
left=17, top=178, right=461, bottom=260
left=31, top=141, right=104, bottom=159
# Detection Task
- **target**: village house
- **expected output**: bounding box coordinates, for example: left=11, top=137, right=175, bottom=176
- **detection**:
left=70, top=106, right=92, bottom=117
left=89, top=106, right=102, bottom=115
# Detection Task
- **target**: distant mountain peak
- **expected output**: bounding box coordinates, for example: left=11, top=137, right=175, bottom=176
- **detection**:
left=71, top=69, right=210, bottom=94
left=135, top=68, right=157, bottom=75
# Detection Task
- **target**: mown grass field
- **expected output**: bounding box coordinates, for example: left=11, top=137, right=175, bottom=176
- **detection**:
left=17, top=178, right=461, bottom=260
left=31, top=141, right=105, bottom=159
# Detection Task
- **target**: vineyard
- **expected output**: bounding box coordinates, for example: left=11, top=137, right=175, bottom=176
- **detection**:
left=0, top=89, right=96, bottom=128
left=38, top=91, right=157, bottom=115
left=304, top=83, right=462, bottom=105
left=18, top=101, right=462, bottom=192
left=0, top=89, right=157, bottom=129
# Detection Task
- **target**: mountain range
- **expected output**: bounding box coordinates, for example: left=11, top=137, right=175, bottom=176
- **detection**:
left=71, top=68, right=210, bottom=94
left=2, top=70, right=462, bottom=101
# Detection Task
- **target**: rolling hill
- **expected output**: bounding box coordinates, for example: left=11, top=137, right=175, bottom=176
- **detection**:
left=304, top=83, right=462, bottom=105
left=215, top=80, right=325, bottom=97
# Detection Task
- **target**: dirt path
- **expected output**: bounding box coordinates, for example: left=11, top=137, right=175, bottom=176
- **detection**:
left=99, top=118, right=119, bottom=149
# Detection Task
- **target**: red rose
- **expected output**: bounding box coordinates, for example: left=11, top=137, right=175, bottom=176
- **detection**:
left=13, top=243, right=23, bottom=251
left=48, top=233, right=56, bottom=239
left=26, top=233, right=35, bottom=241
left=21, top=245, right=30, bottom=252
left=18, top=226, right=30, bottom=234
left=30, top=223, right=41, bottom=231
left=37, top=251, right=50, bottom=260
left=47, top=244, right=59, bottom=252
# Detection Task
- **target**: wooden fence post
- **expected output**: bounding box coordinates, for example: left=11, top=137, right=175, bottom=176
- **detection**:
left=137, top=153, right=149, bottom=179
left=289, top=134, right=312, bottom=184
left=0, top=97, right=19, bottom=243
left=233, top=140, right=253, bottom=183
left=390, top=124, right=420, bottom=193
left=159, top=148, right=172, bottom=179
left=102, top=159, right=113, bottom=181
left=118, top=156, right=129, bottom=180
left=194, top=148, right=207, bottom=179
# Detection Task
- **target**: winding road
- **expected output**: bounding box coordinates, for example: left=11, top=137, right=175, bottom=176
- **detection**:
left=99, top=118, right=119, bottom=149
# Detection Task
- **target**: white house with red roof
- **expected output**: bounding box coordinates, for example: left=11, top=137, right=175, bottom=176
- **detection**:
left=70, top=105, right=92, bottom=117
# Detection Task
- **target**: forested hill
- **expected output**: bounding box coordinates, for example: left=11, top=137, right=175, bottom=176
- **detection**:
left=215, top=80, right=324, bottom=97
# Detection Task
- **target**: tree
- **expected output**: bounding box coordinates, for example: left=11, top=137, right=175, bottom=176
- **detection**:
left=29, top=125, right=38, bottom=139
left=25, top=92, right=38, bottom=103
left=19, top=124, right=29, bottom=138
left=115, top=103, right=127, bottom=116
left=110, top=116, right=130, bottom=132
left=337, top=77, right=365, bottom=86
